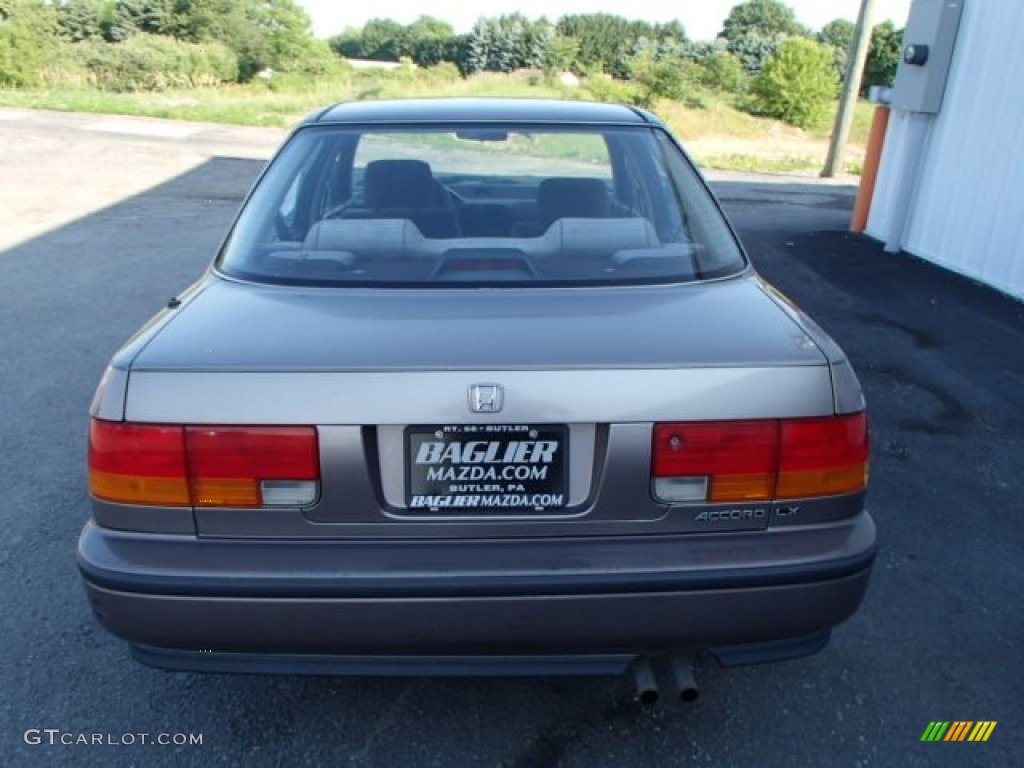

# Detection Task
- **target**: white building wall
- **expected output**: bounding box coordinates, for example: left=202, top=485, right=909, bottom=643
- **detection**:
left=866, top=0, right=1024, bottom=299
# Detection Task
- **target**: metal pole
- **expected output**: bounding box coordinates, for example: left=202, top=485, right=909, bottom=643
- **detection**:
left=822, top=0, right=877, bottom=177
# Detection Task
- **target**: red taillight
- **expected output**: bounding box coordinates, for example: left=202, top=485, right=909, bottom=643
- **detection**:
left=89, top=421, right=190, bottom=506
left=652, top=413, right=867, bottom=503
left=186, top=426, right=318, bottom=507
left=778, top=413, right=868, bottom=498
left=88, top=420, right=319, bottom=507
left=653, top=421, right=778, bottom=502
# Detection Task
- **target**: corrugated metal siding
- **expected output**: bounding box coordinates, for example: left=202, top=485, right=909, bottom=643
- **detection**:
left=866, top=0, right=1024, bottom=299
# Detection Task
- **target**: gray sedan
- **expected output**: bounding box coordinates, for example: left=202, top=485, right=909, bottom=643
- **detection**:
left=79, top=98, right=874, bottom=698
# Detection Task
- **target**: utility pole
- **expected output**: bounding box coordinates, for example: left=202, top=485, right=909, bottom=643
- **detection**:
left=822, top=0, right=877, bottom=177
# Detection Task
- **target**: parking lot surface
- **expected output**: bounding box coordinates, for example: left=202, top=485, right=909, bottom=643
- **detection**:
left=1, top=110, right=1020, bottom=767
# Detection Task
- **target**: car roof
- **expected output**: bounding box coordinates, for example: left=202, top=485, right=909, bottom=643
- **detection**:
left=308, top=98, right=660, bottom=127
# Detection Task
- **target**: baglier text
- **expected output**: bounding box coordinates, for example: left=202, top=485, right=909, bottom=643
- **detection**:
left=415, top=440, right=558, bottom=465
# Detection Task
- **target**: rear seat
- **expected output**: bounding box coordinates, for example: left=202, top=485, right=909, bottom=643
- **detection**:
left=549, top=218, right=660, bottom=255
left=302, top=217, right=660, bottom=261
left=340, top=159, right=460, bottom=238
left=304, top=219, right=421, bottom=258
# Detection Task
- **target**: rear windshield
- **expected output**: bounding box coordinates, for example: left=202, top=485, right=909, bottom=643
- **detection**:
left=216, top=123, right=747, bottom=287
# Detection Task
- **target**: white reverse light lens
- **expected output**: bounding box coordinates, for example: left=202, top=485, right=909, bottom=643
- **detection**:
left=653, top=476, right=709, bottom=503
left=260, top=480, right=318, bottom=506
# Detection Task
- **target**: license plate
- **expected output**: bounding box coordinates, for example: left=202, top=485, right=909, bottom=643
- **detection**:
left=405, top=424, right=568, bottom=512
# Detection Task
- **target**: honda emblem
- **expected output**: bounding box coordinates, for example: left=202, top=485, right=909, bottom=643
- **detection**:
left=468, top=384, right=504, bottom=413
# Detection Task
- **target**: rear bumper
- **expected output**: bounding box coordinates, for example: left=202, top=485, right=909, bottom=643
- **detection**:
left=78, top=514, right=876, bottom=673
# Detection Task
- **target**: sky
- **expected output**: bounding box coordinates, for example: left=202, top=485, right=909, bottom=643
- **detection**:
left=299, top=0, right=912, bottom=41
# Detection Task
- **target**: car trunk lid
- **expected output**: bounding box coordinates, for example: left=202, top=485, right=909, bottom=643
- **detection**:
left=129, top=274, right=826, bottom=374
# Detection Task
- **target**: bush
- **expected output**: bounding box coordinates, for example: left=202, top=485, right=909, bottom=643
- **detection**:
left=697, top=51, right=746, bottom=93
left=582, top=73, right=638, bottom=105
left=76, top=34, right=239, bottom=91
left=749, top=37, right=837, bottom=129
left=279, top=39, right=347, bottom=77
left=0, top=0, right=64, bottom=87
left=421, top=61, right=462, bottom=85
left=628, top=48, right=699, bottom=108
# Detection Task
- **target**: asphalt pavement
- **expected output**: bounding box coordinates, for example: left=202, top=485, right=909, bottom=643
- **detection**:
left=0, top=109, right=1020, bottom=767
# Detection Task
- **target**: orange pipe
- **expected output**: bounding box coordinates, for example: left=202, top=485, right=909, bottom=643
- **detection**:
left=850, top=105, right=890, bottom=232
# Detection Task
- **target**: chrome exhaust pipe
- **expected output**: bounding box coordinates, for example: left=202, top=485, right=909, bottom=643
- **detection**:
left=630, top=658, right=660, bottom=705
left=670, top=655, right=700, bottom=702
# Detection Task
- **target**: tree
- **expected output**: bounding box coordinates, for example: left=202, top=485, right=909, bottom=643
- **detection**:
left=653, top=19, right=686, bottom=44
left=864, top=20, right=902, bottom=91
left=57, top=0, right=109, bottom=42
left=109, top=0, right=230, bottom=44
left=523, top=19, right=553, bottom=70
left=170, top=0, right=234, bottom=41
left=720, top=0, right=807, bottom=41
left=464, top=17, right=493, bottom=74
left=556, top=13, right=657, bottom=78
left=449, top=33, right=470, bottom=74
left=750, top=37, right=838, bottom=129
left=680, top=38, right=727, bottom=62
left=697, top=50, right=746, bottom=93
left=0, top=0, right=63, bottom=86
left=2, top=0, right=328, bottom=85
left=327, top=27, right=363, bottom=58
left=106, top=0, right=143, bottom=41
left=162, top=0, right=327, bottom=78
left=244, top=0, right=323, bottom=73
left=464, top=14, right=550, bottom=74
left=405, top=16, right=456, bottom=67
left=819, top=18, right=854, bottom=53
left=628, top=44, right=695, bottom=107
left=818, top=18, right=854, bottom=78
left=727, top=31, right=781, bottom=75
left=406, top=15, right=453, bottom=43
left=328, top=16, right=460, bottom=67
left=358, top=17, right=407, bottom=60
left=719, top=0, right=807, bottom=74
left=542, top=33, right=577, bottom=75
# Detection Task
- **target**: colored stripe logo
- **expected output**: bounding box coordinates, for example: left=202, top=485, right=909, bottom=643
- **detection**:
left=921, top=721, right=997, bottom=742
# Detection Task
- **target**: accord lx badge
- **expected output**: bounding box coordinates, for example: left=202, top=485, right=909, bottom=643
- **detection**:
left=469, top=384, right=504, bottom=413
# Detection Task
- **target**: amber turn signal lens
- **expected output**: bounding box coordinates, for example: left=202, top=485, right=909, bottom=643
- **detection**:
left=88, top=421, right=190, bottom=506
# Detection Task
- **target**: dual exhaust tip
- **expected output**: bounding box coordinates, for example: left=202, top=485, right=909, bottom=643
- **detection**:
left=631, top=655, right=699, bottom=704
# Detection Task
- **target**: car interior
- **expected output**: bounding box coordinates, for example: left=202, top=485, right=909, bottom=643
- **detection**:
left=228, top=127, right=729, bottom=285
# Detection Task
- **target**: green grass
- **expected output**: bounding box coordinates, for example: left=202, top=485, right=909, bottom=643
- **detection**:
left=0, top=71, right=581, bottom=127
left=0, top=83, right=321, bottom=126
left=849, top=100, right=877, bottom=145
left=808, top=99, right=877, bottom=144
left=695, top=147, right=864, bottom=176
left=658, top=95, right=779, bottom=142
left=694, top=153, right=823, bottom=174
